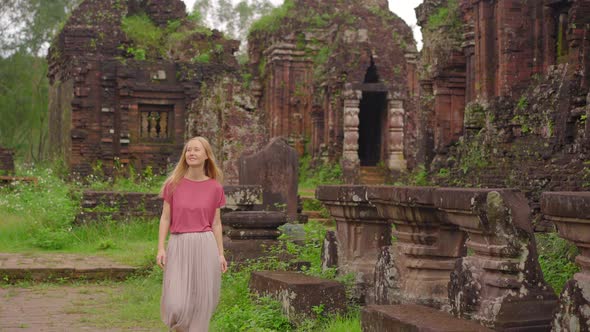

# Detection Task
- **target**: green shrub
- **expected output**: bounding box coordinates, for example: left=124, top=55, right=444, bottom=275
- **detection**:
left=249, top=0, right=295, bottom=35
left=299, top=155, right=342, bottom=189
left=121, top=13, right=163, bottom=58
left=537, top=232, right=580, bottom=294
left=427, top=0, right=460, bottom=30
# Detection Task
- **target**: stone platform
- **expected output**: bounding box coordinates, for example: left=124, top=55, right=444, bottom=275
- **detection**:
left=362, top=304, right=494, bottom=332
left=0, top=253, right=139, bottom=283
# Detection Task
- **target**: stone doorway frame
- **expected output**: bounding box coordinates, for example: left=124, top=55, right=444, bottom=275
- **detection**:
left=342, top=84, right=406, bottom=183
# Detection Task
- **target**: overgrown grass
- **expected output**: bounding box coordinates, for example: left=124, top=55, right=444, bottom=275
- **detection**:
left=0, top=162, right=161, bottom=264
left=537, top=232, right=580, bottom=294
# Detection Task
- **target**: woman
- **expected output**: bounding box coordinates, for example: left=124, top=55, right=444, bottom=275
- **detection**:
left=157, top=136, right=228, bottom=332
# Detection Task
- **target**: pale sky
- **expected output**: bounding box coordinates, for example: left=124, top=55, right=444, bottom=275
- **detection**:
left=181, top=0, right=424, bottom=49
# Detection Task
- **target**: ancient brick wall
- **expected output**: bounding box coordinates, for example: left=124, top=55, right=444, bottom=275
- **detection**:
left=187, top=75, right=267, bottom=185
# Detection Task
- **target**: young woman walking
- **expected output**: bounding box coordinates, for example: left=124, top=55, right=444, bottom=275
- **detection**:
left=157, top=136, right=227, bottom=331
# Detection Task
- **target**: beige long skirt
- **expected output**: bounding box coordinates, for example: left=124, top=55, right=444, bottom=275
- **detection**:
left=161, top=231, right=221, bottom=332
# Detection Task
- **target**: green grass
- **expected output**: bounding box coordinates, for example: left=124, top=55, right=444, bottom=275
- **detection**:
left=298, top=155, right=342, bottom=190
left=0, top=163, right=160, bottom=264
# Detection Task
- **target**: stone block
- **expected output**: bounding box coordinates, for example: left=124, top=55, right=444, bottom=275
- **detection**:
left=249, top=271, right=346, bottom=321
left=361, top=304, right=494, bottom=332
left=239, top=137, right=299, bottom=221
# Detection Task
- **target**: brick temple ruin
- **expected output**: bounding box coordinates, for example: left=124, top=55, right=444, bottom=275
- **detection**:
left=47, top=0, right=266, bottom=183
left=415, top=0, right=590, bottom=198
left=47, top=0, right=590, bottom=192
left=43, top=0, right=590, bottom=330
left=247, top=0, right=418, bottom=182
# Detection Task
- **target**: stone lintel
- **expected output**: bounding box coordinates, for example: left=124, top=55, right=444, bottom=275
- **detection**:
left=222, top=211, right=287, bottom=229
left=541, top=191, right=590, bottom=221
left=351, top=83, right=389, bottom=92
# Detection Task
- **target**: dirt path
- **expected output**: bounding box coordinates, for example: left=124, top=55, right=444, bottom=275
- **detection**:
left=0, top=285, right=160, bottom=332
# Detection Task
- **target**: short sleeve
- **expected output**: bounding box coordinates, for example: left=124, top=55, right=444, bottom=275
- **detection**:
left=217, top=185, right=226, bottom=208
left=162, top=182, right=173, bottom=204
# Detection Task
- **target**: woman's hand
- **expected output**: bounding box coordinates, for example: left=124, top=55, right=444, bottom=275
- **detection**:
left=157, top=249, right=166, bottom=269
left=219, top=255, right=228, bottom=273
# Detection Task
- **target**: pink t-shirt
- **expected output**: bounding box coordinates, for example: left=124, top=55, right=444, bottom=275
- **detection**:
left=162, top=178, right=226, bottom=233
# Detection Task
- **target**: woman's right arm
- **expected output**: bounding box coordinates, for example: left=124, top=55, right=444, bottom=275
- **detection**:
left=157, top=201, right=171, bottom=269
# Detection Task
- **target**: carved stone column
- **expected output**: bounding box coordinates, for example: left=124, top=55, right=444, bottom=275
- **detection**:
left=342, top=87, right=361, bottom=184
left=434, top=188, right=558, bottom=330
left=541, top=192, right=590, bottom=331
left=386, top=99, right=406, bottom=172
left=367, top=186, right=466, bottom=309
left=316, top=185, right=390, bottom=303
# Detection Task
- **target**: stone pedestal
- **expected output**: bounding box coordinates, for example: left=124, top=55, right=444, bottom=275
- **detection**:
left=541, top=192, right=590, bottom=331
left=223, top=211, right=287, bottom=262
left=368, top=186, right=465, bottom=309
left=434, top=188, right=557, bottom=331
left=316, top=185, right=390, bottom=303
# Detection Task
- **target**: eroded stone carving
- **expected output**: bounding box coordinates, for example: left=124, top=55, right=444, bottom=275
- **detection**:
left=368, top=186, right=466, bottom=309
left=434, top=188, right=558, bottom=330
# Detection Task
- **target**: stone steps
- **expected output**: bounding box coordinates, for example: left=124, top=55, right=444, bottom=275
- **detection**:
left=360, top=166, right=388, bottom=185
left=0, top=253, right=140, bottom=283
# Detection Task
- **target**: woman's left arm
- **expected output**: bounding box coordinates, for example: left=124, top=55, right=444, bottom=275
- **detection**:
left=212, top=209, right=227, bottom=273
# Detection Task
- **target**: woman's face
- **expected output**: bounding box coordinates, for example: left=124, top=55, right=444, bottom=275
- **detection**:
left=185, top=139, right=208, bottom=168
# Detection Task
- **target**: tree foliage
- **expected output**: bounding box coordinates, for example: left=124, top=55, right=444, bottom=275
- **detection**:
left=193, top=0, right=275, bottom=50
left=0, top=0, right=80, bottom=161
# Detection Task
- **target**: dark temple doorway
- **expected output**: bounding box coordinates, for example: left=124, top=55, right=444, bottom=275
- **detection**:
left=358, top=58, right=387, bottom=166
left=359, top=92, right=387, bottom=166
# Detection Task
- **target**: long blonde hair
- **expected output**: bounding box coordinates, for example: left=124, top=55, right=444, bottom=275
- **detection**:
left=159, top=136, right=223, bottom=197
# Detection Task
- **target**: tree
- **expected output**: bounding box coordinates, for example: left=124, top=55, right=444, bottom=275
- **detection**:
left=193, top=0, right=275, bottom=53
left=0, top=0, right=80, bottom=162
